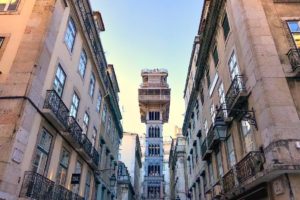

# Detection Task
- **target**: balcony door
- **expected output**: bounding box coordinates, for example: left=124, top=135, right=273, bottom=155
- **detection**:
left=240, top=120, right=256, bottom=154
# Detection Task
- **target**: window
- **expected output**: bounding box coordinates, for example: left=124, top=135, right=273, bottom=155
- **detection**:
left=72, top=161, right=82, bottom=194
left=32, top=129, right=53, bottom=175
left=210, top=103, right=216, bottom=123
left=228, top=51, right=240, bottom=81
left=107, top=115, right=112, bottom=134
left=82, top=112, right=89, bottom=134
left=240, top=120, right=256, bottom=153
left=92, top=127, right=97, bottom=147
left=204, top=120, right=208, bottom=136
left=287, top=21, right=300, bottom=48
left=70, top=93, right=80, bottom=118
left=222, top=14, right=230, bottom=40
left=84, top=171, right=91, bottom=200
left=200, top=88, right=204, bottom=105
left=212, top=46, right=219, bottom=67
left=56, top=148, right=70, bottom=186
left=89, top=73, right=95, bottom=97
left=96, top=92, right=102, bottom=112
left=78, top=50, right=87, bottom=78
left=102, top=104, right=107, bottom=122
left=226, top=135, right=236, bottom=168
left=218, top=83, right=228, bottom=117
left=216, top=150, right=223, bottom=178
left=206, top=69, right=210, bottom=88
left=53, top=64, right=66, bottom=97
left=208, top=160, right=214, bottom=185
left=149, top=111, right=160, bottom=120
left=0, top=37, right=4, bottom=48
left=64, top=18, right=76, bottom=52
left=0, top=0, right=20, bottom=11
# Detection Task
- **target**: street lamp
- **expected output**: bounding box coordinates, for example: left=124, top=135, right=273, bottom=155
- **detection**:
left=213, top=117, right=227, bottom=140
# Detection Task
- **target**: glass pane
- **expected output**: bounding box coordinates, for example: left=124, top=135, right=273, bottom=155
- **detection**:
left=60, top=149, right=70, bottom=167
left=293, top=33, right=300, bottom=48
left=38, top=130, right=53, bottom=152
left=32, top=149, right=48, bottom=175
left=222, top=14, right=230, bottom=39
left=57, top=166, right=67, bottom=185
left=288, top=21, right=300, bottom=32
left=7, top=0, right=19, bottom=11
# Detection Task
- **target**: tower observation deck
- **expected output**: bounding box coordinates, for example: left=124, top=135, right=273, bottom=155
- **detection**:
left=138, top=68, right=170, bottom=200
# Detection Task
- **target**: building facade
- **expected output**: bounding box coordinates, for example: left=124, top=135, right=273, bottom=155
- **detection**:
left=163, top=139, right=172, bottom=200
left=183, top=0, right=300, bottom=200
left=116, top=161, right=135, bottom=200
left=169, top=127, right=188, bottom=200
left=138, top=69, right=171, bottom=200
left=0, top=0, right=122, bottom=200
left=119, top=132, right=142, bottom=199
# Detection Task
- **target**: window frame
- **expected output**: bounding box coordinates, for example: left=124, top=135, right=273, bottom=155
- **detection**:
left=82, top=112, right=90, bottom=134
left=78, top=49, right=87, bottom=78
left=89, top=73, right=95, bottom=97
left=32, top=128, right=53, bottom=176
left=212, top=45, right=219, bottom=68
left=53, top=64, right=66, bottom=97
left=64, top=17, right=77, bottom=52
left=287, top=20, right=300, bottom=49
left=0, top=0, right=20, bottom=12
left=56, top=147, right=70, bottom=186
left=70, top=92, right=80, bottom=118
left=222, top=13, right=231, bottom=41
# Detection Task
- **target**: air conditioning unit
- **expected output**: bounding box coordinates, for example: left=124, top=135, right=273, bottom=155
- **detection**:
left=213, top=185, right=222, bottom=198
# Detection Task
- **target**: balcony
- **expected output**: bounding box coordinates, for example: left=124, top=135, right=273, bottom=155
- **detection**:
left=207, top=124, right=220, bottom=150
left=235, top=151, right=264, bottom=184
left=144, top=175, right=164, bottom=181
left=19, top=171, right=84, bottom=200
left=61, top=116, right=82, bottom=149
left=287, top=48, right=300, bottom=71
left=225, top=75, right=247, bottom=117
left=79, top=134, right=99, bottom=169
left=138, top=89, right=170, bottom=103
left=43, top=90, right=69, bottom=131
left=201, top=139, right=212, bottom=161
left=222, top=169, right=236, bottom=193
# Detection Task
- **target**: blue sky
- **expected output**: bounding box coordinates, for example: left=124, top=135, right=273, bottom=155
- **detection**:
left=91, top=0, right=203, bottom=137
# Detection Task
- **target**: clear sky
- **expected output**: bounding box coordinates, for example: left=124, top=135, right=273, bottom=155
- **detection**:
left=91, top=0, right=203, bottom=138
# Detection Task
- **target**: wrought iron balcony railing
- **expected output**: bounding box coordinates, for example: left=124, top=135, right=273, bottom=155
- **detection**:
left=91, top=147, right=100, bottom=167
left=80, top=133, right=93, bottom=156
left=19, top=171, right=84, bottom=200
left=287, top=48, right=300, bottom=71
left=222, top=169, right=235, bottom=193
left=201, top=139, right=211, bottom=161
left=235, top=151, right=264, bottom=184
left=43, top=90, right=69, bottom=130
left=225, top=75, right=247, bottom=116
left=206, top=124, right=220, bottom=150
left=66, top=116, right=83, bottom=148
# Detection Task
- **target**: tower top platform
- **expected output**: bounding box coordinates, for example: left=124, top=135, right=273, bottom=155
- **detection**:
left=138, top=68, right=171, bottom=123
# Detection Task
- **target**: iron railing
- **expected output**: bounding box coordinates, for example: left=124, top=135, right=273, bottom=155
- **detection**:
left=235, top=151, right=264, bottom=183
left=225, top=75, right=246, bottom=111
left=43, top=90, right=69, bottom=128
left=222, top=169, right=235, bottom=193
left=287, top=48, right=300, bottom=71
left=66, top=116, right=82, bottom=147
left=91, top=147, right=100, bottom=167
left=80, top=133, right=93, bottom=155
left=206, top=124, right=219, bottom=150
left=19, top=171, right=84, bottom=200
left=201, top=139, right=211, bottom=160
